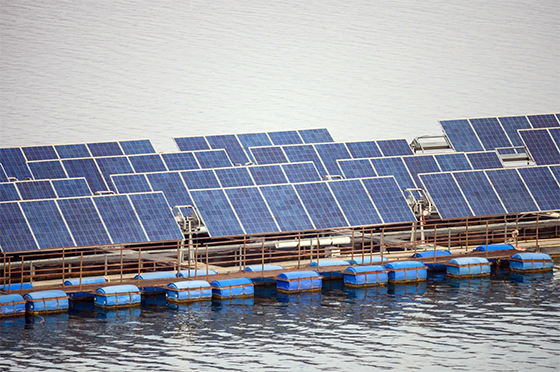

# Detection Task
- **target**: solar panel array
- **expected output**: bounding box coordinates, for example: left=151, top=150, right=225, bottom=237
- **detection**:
left=418, top=165, right=560, bottom=219
left=0, top=178, right=92, bottom=202
left=519, top=128, right=560, bottom=165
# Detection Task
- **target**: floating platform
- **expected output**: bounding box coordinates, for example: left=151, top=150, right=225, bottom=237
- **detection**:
left=447, top=257, right=491, bottom=278
left=386, top=261, right=427, bottom=283
left=166, top=280, right=212, bottom=303
left=310, top=260, right=351, bottom=278
left=134, top=272, right=177, bottom=293
left=94, top=285, right=141, bottom=309
left=64, top=277, right=106, bottom=300
left=344, top=265, right=388, bottom=288
left=245, top=264, right=284, bottom=284
left=211, top=278, right=254, bottom=299
left=277, top=271, right=322, bottom=293
left=0, top=294, right=26, bottom=317
left=411, top=250, right=451, bottom=271
left=510, top=253, right=553, bottom=273
left=24, top=290, right=69, bottom=315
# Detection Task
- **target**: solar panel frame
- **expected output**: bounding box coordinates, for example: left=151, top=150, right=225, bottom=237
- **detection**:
left=258, top=184, right=315, bottom=232
left=193, top=149, right=233, bottom=169
left=111, top=174, right=152, bottom=194
left=376, top=139, right=414, bottom=156
left=314, top=143, right=352, bottom=175
left=418, top=172, right=474, bottom=219
left=484, top=169, right=540, bottom=213
left=0, top=147, right=33, bottom=180
left=527, top=114, right=560, bottom=128
left=189, top=188, right=246, bottom=237
left=206, top=134, right=250, bottom=165
left=466, top=151, right=504, bottom=169
left=22, top=145, right=59, bottom=161
left=452, top=171, right=506, bottom=216
left=0, top=202, right=40, bottom=252
left=268, top=130, right=304, bottom=145
left=0, top=163, right=8, bottom=182
left=62, top=158, right=110, bottom=193
left=282, top=144, right=328, bottom=176
left=181, top=169, right=221, bottom=190
left=20, top=199, right=76, bottom=249
left=249, top=146, right=289, bottom=165
left=128, top=154, right=168, bottom=173
left=360, top=177, right=416, bottom=223
left=160, top=152, right=201, bottom=171
left=469, top=117, right=514, bottom=153
left=224, top=187, right=281, bottom=234
left=298, top=128, right=334, bottom=143
left=327, top=179, right=383, bottom=226
left=434, top=153, right=472, bottom=172
left=214, top=167, right=255, bottom=188
left=519, top=129, right=560, bottom=165
left=87, top=142, right=124, bottom=157
left=0, top=182, right=22, bottom=202
left=127, top=192, right=184, bottom=241
left=15, top=180, right=57, bottom=200
left=439, top=119, right=484, bottom=152
left=51, top=178, right=93, bottom=197
left=293, top=182, right=349, bottom=229
left=248, top=165, right=288, bottom=185
left=119, top=139, right=156, bottom=155
left=173, top=136, right=211, bottom=152
left=337, top=159, right=377, bottom=179
left=516, top=167, right=560, bottom=211
left=93, top=195, right=149, bottom=244
left=345, top=141, right=383, bottom=158
left=145, top=172, right=194, bottom=208
left=281, top=162, right=322, bottom=183
left=57, top=197, right=113, bottom=246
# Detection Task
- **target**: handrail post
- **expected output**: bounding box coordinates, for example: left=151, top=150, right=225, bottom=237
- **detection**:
left=297, top=232, right=301, bottom=269
left=243, top=237, right=247, bottom=272
left=261, top=239, right=265, bottom=279
left=20, top=257, right=24, bottom=296
left=536, top=215, right=540, bottom=253
left=361, top=228, right=365, bottom=264
left=316, top=234, right=320, bottom=267
left=79, top=252, right=84, bottom=291
left=380, top=228, right=385, bottom=262
left=205, top=244, right=209, bottom=283
left=120, top=246, right=124, bottom=283
left=62, top=246, right=66, bottom=283
left=465, top=218, right=469, bottom=252
left=137, top=248, right=142, bottom=286
left=485, top=221, right=489, bottom=260
left=370, top=230, right=373, bottom=262
left=350, top=230, right=355, bottom=264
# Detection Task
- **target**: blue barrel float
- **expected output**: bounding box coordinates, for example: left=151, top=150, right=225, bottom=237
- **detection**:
left=0, top=283, right=33, bottom=292
left=166, top=280, right=212, bottom=303
left=245, top=264, right=284, bottom=284
left=0, top=294, right=26, bottom=317
left=510, top=253, right=553, bottom=273
left=179, top=269, right=218, bottom=278
left=344, top=265, right=388, bottom=287
left=24, top=290, right=69, bottom=315
left=276, top=271, right=322, bottom=293
left=474, top=244, right=516, bottom=262
left=350, top=256, right=388, bottom=265
left=411, top=250, right=451, bottom=271
left=94, top=284, right=141, bottom=309
left=134, top=271, right=178, bottom=293
left=447, top=257, right=491, bottom=278
left=386, top=261, right=427, bottom=283
left=310, top=260, right=351, bottom=278
left=64, top=277, right=107, bottom=300
left=211, top=277, right=254, bottom=299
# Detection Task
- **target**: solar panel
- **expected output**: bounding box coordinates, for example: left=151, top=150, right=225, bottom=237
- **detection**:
left=161, top=152, right=200, bottom=171
left=55, top=144, right=91, bottom=159
left=189, top=189, right=245, bottom=237
left=62, top=158, right=109, bottom=193
left=95, top=156, right=135, bottom=191
left=237, top=133, right=273, bottom=163
left=214, top=167, right=255, bottom=187
left=0, top=163, right=9, bottom=182
left=485, top=169, right=539, bottom=213
left=174, top=136, right=210, bottom=152
left=550, top=165, right=560, bottom=184
left=0, top=148, right=33, bottom=180
left=497, top=116, right=531, bottom=149
left=20, top=200, right=75, bottom=249
left=16, top=180, right=57, bottom=200
left=225, top=187, right=280, bottom=234
left=281, top=162, right=321, bottom=183
left=402, top=155, right=441, bottom=186
left=51, top=178, right=92, bottom=197
left=452, top=171, right=506, bottom=216
left=119, top=139, right=156, bottom=155
left=328, top=180, right=382, bottom=226
left=434, top=153, right=472, bottom=172
left=293, top=182, right=348, bottom=229
left=0, top=203, right=39, bottom=252
left=128, top=193, right=184, bottom=241
left=376, top=139, right=414, bottom=156
left=549, top=128, right=560, bottom=148
left=111, top=174, right=152, bottom=193
left=0, top=183, right=21, bottom=202
left=87, top=142, right=124, bottom=157
left=93, top=195, right=149, bottom=244
left=128, top=154, right=168, bottom=173
left=248, top=165, right=288, bottom=185
left=466, top=152, right=504, bottom=169
left=314, top=143, right=352, bottom=175
left=519, top=129, right=560, bottom=165
left=282, top=145, right=327, bottom=176
left=193, top=149, right=232, bottom=168
left=516, top=167, right=560, bottom=211
left=440, top=120, right=484, bottom=152
left=527, top=114, right=559, bottom=128
left=181, top=169, right=221, bottom=190
left=146, top=172, right=193, bottom=208
left=469, top=118, right=514, bottom=153
left=337, top=159, right=377, bottom=179
left=57, top=197, right=113, bottom=246
left=206, top=135, right=250, bottom=165
left=370, top=157, right=417, bottom=192
left=418, top=173, right=473, bottom=219
left=298, top=128, right=334, bottom=143
left=22, top=145, right=59, bottom=161
left=268, top=130, right=303, bottom=145
left=28, top=160, right=67, bottom=180
left=345, top=141, right=383, bottom=158
left=259, top=184, right=315, bottom=231
left=250, top=146, right=289, bottom=165
left=361, top=177, right=416, bottom=223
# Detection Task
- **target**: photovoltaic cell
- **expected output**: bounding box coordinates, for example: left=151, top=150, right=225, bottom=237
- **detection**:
left=314, top=143, right=352, bottom=175
left=181, top=170, right=221, bottom=189
left=466, top=152, right=504, bottom=169
left=93, top=195, right=148, bottom=244
left=402, top=155, right=441, bottom=186
left=328, top=180, right=382, bottom=226
left=62, top=158, right=109, bottom=193
left=519, top=129, right=560, bottom=165
left=248, top=165, right=288, bottom=185
left=55, top=144, right=91, bottom=159
left=111, top=174, right=152, bottom=193
left=146, top=172, right=193, bottom=208
left=0, top=203, right=39, bottom=252
left=361, top=177, right=416, bottom=223
left=87, top=142, right=123, bottom=157
left=345, top=141, right=382, bottom=158
left=517, top=167, right=560, bottom=211
left=419, top=173, right=473, bottom=219
left=550, top=165, right=560, bottom=184
left=128, top=154, right=167, bottom=173
left=283, top=145, right=327, bottom=176
left=225, top=187, right=279, bottom=234
left=16, top=181, right=57, bottom=200
left=294, top=182, right=348, bottom=229
left=549, top=128, right=560, bottom=148
left=174, top=136, right=210, bottom=152
left=0, top=164, right=8, bottom=182
left=469, top=117, right=514, bottom=154
left=298, top=128, right=334, bottom=143
left=434, top=153, right=472, bottom=172
left=206, top=135, right=250, bottom=165
left=51, top=178, right=92, bottom=197
left=214, top=167, right=255, bottom=188
left=376, top=139, right=413, bottom=156
left=527, top=114, right=559, bottom=128
left=0, top=148, right=33, bottom=180
left=497, top=116, right=531, bottom=148
left=22, top=146, right=59, bottom=161
left=453, top=171, right=506, bottom=216
left=161, top=152, right=200, bottom=171
left=0, top=183, right=21, bottom=202
left=57, top=197, right=112, bottom=246
left=28, top=160, right=67, bottom=180
left=190, top=189, right=245, bottom=237
left=95, top=156, right=135, bottom=191
left=237, top=133, right=273, bottom=163
left=20, top=200, right=75, bottom=249
left=485, top=169, right=539, bottom=213
left=250, top=147, right=288, bottom=164
left=119, top=139, right=156, bottom=155
left=337, top=159, right=377, bottom=179
left=440, top=120, right=484, bottom=152
left=268, top=131, right=303, bottom=145
left=370, top=158, right=417, bottom=192
left=281, top=162, right=321, bottom=183
left=128, top=193, right=184, bottom=241
left=259, top=184, right=315, bottom=231
left=194, top=150, right=232, bottom=168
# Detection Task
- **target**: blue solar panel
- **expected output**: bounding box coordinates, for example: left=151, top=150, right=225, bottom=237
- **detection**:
left=20, top=200, right=75, bottom=249
left=294, top=182, right=348, bottom=229
left=93, top=195, right=148, bottom=244
left=129, top=154, right=167, bottom=173
left=281, top=162, right=321, bottom=183
left=190, top=189, right=245, bottom=237
left=440, top=120, right=484, bottom=152
left=225, top=187, right=280, bottom=234
left=62, top=158, right=109, bottom=193
left=206, top=135, right=250, bottom=165
left=250, top=146, right=289, bottom=165
left=550, top=165, right=560, bottom=184
left=497, top=116, right=532, bottom=149
left=181, top=169, right=221, bottom=190
left=527, top=114, right=559, bottom=128
left=161, top=152, right=200, bottom=171
left=215, top=167, right=255, bottom=187
left=57, top=197, right=112, bottom=246
left=519, top=129, right=560, bottom=165
left=337, top=159, right=377, bottom=179
left=0, top=148, right=33, bottom=180
left=283, top=145, right=327, bottom=176
left=466, top=152, right=504, bottom=169
left=248, top=165, right=288, bottom=185
left=452, top=171, right=506, bottom=216
left=22, top=145, right=59, bottom=161
left=517, top=167, right=560, bottom=211
left=469, top=118, right=514, bottom=153
left=146, top=172, right=193, bottom=208
left=376, top=139, right=413, bottom=156
left=87, top=142, right=124, bottom=157
left=370, top=157, right=417, bottom=192
left=16, top=181, right=57, bottom=200
left=485, top=169, right=539, bottom=213
left=95, top=156, right=135, bottom=191
left=194, top=149, right=233, bottom=168
left=0, top=164, right=8, bottom=182
left=51, top=178, right=92, bottom=197
left=328, top=180, right=382, bottom=226
left=549, top=128, right=560, bottom=149
left=128, top=193, right=184, bottom=241
left=434, top=153, right=472, bottom=172
left=314, top=143, right=352, bottom=175
left=259, top=184, right=315, bottom=231
left=419, top=173, right=473, bottom=219
left=298, top=128, right=334, bottom=143
left=237, top=133, right=273, bottom=163
left=268, top=131, right=303, bottom=145
left=174, top=136, right=210, bottom=151
left=361, top=177, right=416, bottom=223
left=111, top=174, right=152, bottom=193
left=55, top=144, right=91, bottom=159
left=0, top=203, right=39, bottom=252
left=345, top=141, right=383, bottom=158
left=0, top=183, right=21, bottom=202
left=119, top=139, right=156, bottom=155
left=28, top=160, right=67, bottom=180
left=403, top=155, right=441, bottom=186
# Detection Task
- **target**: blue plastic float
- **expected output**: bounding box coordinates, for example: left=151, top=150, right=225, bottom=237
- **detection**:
left=276, top=271, right=322, bottom=293
left=344, top=265, right=388, bottom=287
left=0, top=283, right=33, bottom=291
left=350, top=256, right=388, bottom=265
left=166, top=280, right=212, bottom=303
left=245, top=264, right=284, bottom=284
left=64, top=277, right=106, bottom=299
left=385, top=261, right=427, bottom=283
left=510, top=253, right=553, bottom=273
left=0, top=294, right=26, bottom=317
left=411, top=250, right=452, bottom=271
left=134, top=271, right=178, bottom=293
left=310, top=260, right=351, bottom=278
left=211, top=277, right=254, bottom=299
left=178, top=269, right=218, bottom=278
left=446, top=257, right=491, bottom=278
left=94, top=284, right=141, bottom=308
left=474, top=243, right=515, bottom=252
left=24, top=290, right=69, bottom=314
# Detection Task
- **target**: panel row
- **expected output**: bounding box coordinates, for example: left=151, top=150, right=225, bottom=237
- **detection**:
left=519, top=128, right=560, bottom=165
left=0, top=178, right=92, bottom=202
